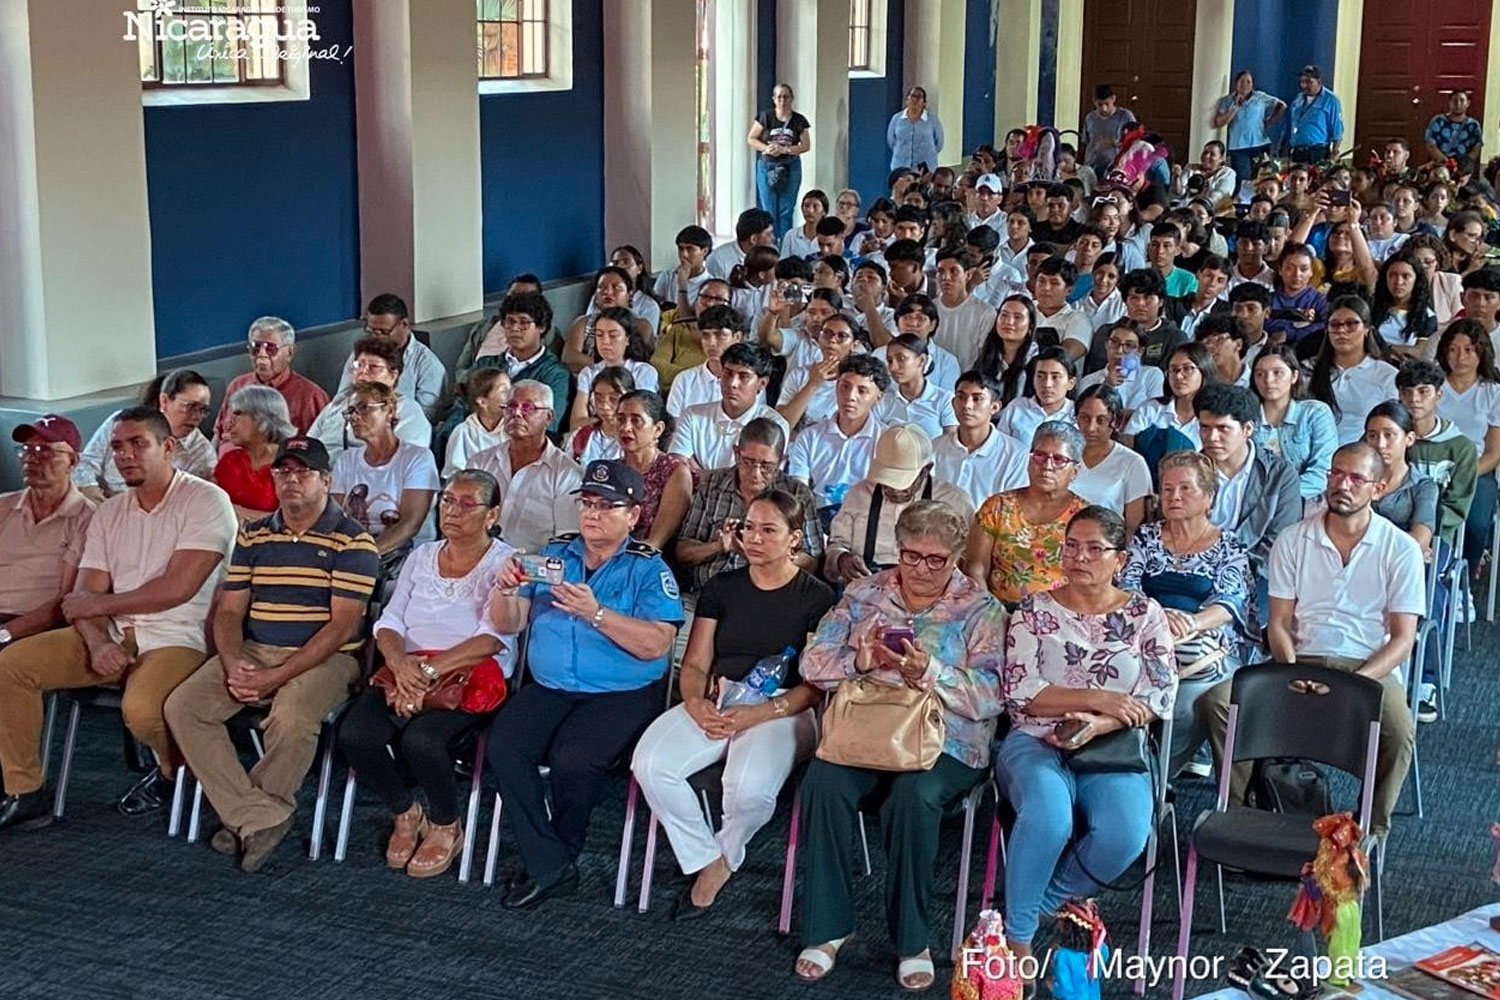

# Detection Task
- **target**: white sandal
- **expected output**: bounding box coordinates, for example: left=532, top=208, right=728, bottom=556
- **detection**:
left=897, top=952, right=935, bottom=991
left=794, top=935, right=852, bottom=982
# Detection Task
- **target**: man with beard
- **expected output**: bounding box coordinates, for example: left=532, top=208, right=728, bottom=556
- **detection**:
left=1194, top=442, right=1423, bottom=836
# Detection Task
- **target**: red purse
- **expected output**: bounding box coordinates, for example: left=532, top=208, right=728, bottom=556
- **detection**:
left=371, top=651, right=508, bottom=714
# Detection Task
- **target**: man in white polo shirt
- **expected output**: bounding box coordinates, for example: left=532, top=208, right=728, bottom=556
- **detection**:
left=672, top=343, right=790, bottom=473
left=1196, top=441, right=1424, bottom=836
left=932, top=371, right=1030, bottom=509
left=0, top=407, right=237, bottom=830
left=787, top=354, right=890, bottom=530
left=470, top=380, right=581, bottom=553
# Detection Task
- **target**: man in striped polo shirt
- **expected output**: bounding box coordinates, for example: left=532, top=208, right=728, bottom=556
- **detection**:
left=166, top=436, right=380, bottom=873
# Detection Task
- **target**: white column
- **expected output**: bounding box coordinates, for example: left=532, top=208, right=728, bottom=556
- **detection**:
left=602, top=0, right=698, bottom=272
left=1487, top=2, right=1500, bottom=156
left=994, top=0, right=1041, bottom=144
left=1332, top=0, right=1364, bottom=151
left=778, top=0, right=850, bottom=201
left=1053, top=0, right=1084, bottom=134
left=0, top=0, right=156, bottom=400
left=1190, top=0, right=1235, bottom=156
left=711, top=0, right=758, bottom=238
left=905, top=0, right=966, bottom=164
left=352, top=0, right=483, bottom=324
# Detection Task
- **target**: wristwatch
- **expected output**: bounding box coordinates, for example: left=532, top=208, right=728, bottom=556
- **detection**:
left=0, top=628, right=11, bottom=647
left=419, top=660, right=439, bottom=683
left=590, top=606, right=606, bottom=629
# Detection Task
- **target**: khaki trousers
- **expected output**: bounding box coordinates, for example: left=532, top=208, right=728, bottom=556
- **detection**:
left=163, top=641, right=357, bottom=837
left=1196, top=655, right=1415, bottom=836
left=0, top=626, right=205, bottom=795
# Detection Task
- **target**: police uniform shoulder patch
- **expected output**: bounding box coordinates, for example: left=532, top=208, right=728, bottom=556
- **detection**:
left=625, top=539, right=659, bottom=556
left=660, top=569, right=680, bottom=600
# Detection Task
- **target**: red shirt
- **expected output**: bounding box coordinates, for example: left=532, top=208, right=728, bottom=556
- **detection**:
left=214, top=448, right=278, bottom=513
left=214, top=369, right=330, bottom=453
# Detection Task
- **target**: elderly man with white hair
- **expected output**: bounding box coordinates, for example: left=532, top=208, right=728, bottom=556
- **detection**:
left=212, top=316, right=329, bottom=453
left=470, top=380, right=581, bottom=553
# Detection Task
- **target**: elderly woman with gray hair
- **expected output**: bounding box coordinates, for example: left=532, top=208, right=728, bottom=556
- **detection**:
left=336, top=468, right=521, bottom=879
left=213, top=383, right=296, bottom=521
left=964, top=420, right=1089, bottom=608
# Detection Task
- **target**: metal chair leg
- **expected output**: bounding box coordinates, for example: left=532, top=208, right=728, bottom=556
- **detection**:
left=778, top=792, right=802, bottom=935
left=638, top=814, right=660, bottom=913
left=482, top=792, right=504, bottom=886
left=613, top=777, right=639, bottom=908
left=950, top=793, right=980, bottom=961
left=40, top=693, right=58, bottom=786
left=167, top=768, right=188, bottom=837
left=187, top=779, right=204, bottom=843
left=980, top=813, right=1004, bottom=912
left=1172, top=846, right=1201, bottom=1000
left=458, top=732, right=487, bottom=884
left=307, top=728, right=335, bottom=861
left=1214, top=864, right=1227, bottom=934
left=51, top=701, right=82, bottom=820
left=333, top=768, right=357, bottom=862
left=857, top=811, right=872, bottom=876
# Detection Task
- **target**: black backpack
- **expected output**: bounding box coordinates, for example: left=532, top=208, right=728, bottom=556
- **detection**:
left=1245, top=758, right=1332, bottom=816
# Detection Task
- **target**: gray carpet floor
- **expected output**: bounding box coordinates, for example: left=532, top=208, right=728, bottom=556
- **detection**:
left=3, top=624, right=1499, bottom=1000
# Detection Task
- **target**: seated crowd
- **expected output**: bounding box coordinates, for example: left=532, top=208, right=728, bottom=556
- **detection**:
left=3, top=104, right=1497, bottom=993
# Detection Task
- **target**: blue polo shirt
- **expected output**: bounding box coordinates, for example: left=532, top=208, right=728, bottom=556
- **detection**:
left=1288, top=88, right=1343, bottom=148
left=522, top=534, right=684, bottom=693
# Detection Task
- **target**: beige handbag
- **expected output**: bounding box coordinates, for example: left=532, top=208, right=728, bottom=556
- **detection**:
left=815, top=675, right=947, bottom=772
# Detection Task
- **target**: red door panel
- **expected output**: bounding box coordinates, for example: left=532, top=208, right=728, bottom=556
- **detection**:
left=1080, top=0, right=1198, bottom=161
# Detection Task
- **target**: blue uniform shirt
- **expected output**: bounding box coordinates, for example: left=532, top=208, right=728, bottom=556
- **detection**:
left=521, top=533, right=684, bottom=693
left=1288, top=88, right=1344, bottom=148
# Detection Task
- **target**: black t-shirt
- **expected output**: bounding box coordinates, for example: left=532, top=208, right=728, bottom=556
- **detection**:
left=755, top=110, right=811, bottom=159
left=1033, top=220, right=1082, bottom=247
left=697, top=567, right=836, bottom=684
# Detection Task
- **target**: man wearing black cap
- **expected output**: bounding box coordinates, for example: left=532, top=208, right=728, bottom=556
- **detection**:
left=1287, top=65, right=1344, bottom=164
left=165, top=436, right=380, bottom=872
left=0, top=407, right=238, bottom=830
left=486, top=459, right=684, bottom=907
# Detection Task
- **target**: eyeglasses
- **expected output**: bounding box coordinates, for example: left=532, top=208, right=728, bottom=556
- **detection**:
left=1327, top=319, right=1364, bottom=331
left=352, top=360, right=391, bottom=375
left=698, top=293, right=731, bottom=306
left=1105, top=338, right=1140, bottom=351
left=502, top=318, right=538, bottom=332
left=248, top=341, right=283, bottom=356
left=899, top=548, right=951, bottom=571
left=344, top=402, right=388, bottom=418
left=1328, top=468, right=1377, bottom=488
left=736, top=453, right=780, bottom=475
left=363, top=324, right=402, bottom=337
left=1063, top=540, right=1120, bottom=560
left=173, top=400, right=212, bottom=417
left=15, top=443, right=71, bottom=460
left=438, top=492, right=488, bottom=513
left=270, top=466, right=320, bottom=481
left=1168, top=365, right=1200, bottom=377
left=1029, top=450, right=1078, bottom=468
left=576, top=496, right=632, bottom=513
left=819, top=330, right=854, bottom=343
left=504, top=401, right=548, bottom=418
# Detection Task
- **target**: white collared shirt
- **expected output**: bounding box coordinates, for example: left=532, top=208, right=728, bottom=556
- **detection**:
left=778, top=364, right=840, bottom=425
left=1209, top=443, right=1257, bottom=528
left=1035, top=301, right=1094, bottom=348
left=877, top=379, right=958, bottom=439
left=932, top=295, right=998, bottom=374
left=670, top=401, right=790, bottom=471
left=577, top=359, right=660, bottom=396
left=1072, top=441, right=1153, bottom=515
left=665, top=361, right=722, bottom=418
left=1226, top=263, right=1275, bottom=293
left=872, top=340, right=962, bottom=394
left=469, top=440, right=582, bottom=554
left=997, top=397, right=1077, bottom=447
left=1269, top=510, right=1426, bottom=666
left=931, top=426, right=1031, bottom=509
left=1080, top=288, right=1125, bottom=328
left=1077, top=365, right=1165, bottom=411
left=1330, top=356, right=1398, bottom=445
left=1437, top=378, right=1500, bottom=453
left=787, top=415, right=885, bottom=508
left=704, top=240, right=747, bottom=280
left=967, top=210, right=1006, bottom=235
left=1124, top=398, right=1201, bottom=447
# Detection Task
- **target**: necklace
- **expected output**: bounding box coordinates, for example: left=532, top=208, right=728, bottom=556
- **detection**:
left=433, top=541, right=490, bottom=600
left=1164, top=519, right=1214, bottom=569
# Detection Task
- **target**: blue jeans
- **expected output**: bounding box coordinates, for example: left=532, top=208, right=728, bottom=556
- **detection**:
left=1228, top=145, right=1269, bottom=191
left=1463, top=471, right=1497, bottom=569
left=993, top=728, right=1154, bottom=943
left=756, top=156, right=801, bottom=240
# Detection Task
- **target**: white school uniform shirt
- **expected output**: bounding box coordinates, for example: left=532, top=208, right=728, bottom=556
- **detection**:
left=975, top=259, right=1030, bottom=310
left=1269, top=511, right=1426, bottom=666
left=933, top=295, right=999, bottom=373
left=652, top=268, right=714, bottom=305
left=331, top=441, right=442, bottom=546
left=930, top=427, right=1031, bottom=509
left=670, top=401, right=790, bottom=472
left=997, top=239, right=1033, bottom=273
left=1076, top=365, right=1166, bottom=411
left=665, top=361, right=723, bottom=418
left=577, top=360, right=660, bottom=397
left=1226, top=263, right=1276, bottom=293
left=967, top=210, right=1006, bottom=236
left=781, top=226, right=820, bottom=261
left=787, top=416, right=885, bottom=509
left=704, top=241, right=747, bottom=280
left=1079, top=288, right=1126, bottom=330
left=469, top=441, right=582, bottom=554
left=872, top=341, right=962, bottom=394
left=1329, top=356, right=1399, bottom=445
left=997, top=397, right=1077, bottom=447
left=1071, top=441, right=1154, bottom=515
left=778, top=364, right=840, bottom=425
left=772, top=323, right=825, bottom=371
left=1366, top=233, right=1410, bottom=263
left=1437, top=378, right=1500, bottom=454
left=876, top=380, right=958, bottom=439
left=1035, top=302, right=1094, bottom=350
left=1124, top=399, right=1201, bottom=447
left=585, top=292, right=663, bottom=338
left=443, top=413, right=506, bottom=479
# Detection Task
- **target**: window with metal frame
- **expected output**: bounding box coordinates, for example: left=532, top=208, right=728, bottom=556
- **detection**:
left=848, top=0, right=873, bottom=72
left=136, top=0, right=287, bottom=89
left=477, top=0, right=549, bottom=80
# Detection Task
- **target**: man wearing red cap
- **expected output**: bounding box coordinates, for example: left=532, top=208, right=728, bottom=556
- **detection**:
left=0, top=416, right=96, bottom=646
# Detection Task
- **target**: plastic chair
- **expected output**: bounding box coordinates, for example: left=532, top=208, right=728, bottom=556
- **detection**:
left=48, top=685, right=153, bottom=821
left=1170, top=664, right=1384, bottom=1000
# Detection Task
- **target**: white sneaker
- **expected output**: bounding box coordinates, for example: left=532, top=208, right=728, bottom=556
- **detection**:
left=1457, top=594, right=1476, bottom=624
left=1417, top=683, right=1438, bottom=724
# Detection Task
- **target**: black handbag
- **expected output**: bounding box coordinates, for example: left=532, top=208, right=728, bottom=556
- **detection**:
left=1063, top=725, right=1151, bottom=774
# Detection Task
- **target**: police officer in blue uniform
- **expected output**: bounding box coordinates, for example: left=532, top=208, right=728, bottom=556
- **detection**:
left=485, top=459, right=684, bottom=908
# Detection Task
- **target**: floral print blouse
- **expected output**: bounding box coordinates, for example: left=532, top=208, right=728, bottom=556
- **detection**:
left=1001, top=590, right=1177, bottom=738
left=974, top=489, right=1088, bottom=605
left=802, top=568, right=1009, bottom=769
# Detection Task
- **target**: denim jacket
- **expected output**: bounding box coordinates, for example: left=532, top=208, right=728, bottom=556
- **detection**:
left=1255, top=398, right=1338, bottom=500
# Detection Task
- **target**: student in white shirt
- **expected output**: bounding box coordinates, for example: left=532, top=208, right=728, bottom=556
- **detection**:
left=1434, top=318, right=1500, bottom=568
left=787, top=354, right=889, bottom=524
left=672, top=343, right=790, bottom=473
left=1307, top=297, right=1399, bottom=445
left=1363, top=203, right=1410, bottom=263
left=443, top=369, right=510, bottom=479
left=1077, top=318, right=1165, bottom=413
left=1228, top=282, right=1274, bottom=372
left=778, top=311, right=862, bottom=430
left=1032, top=256, right=1094, bottom=363
left=996, top=207, right=1034, bottom=273
left=780, top=190, right=830, bottom=261
left=932, top=371, right=1030, bottom=509
left=569, top=306, right=659, bottom=430
left=667, top=304, right=751, bottom=418
left=563, top=266, right=664, bottom=373
left=876, top=334, right=958, bottom=439
left=330, top=382, right=441, bottom=560
left=706, top=207, right=777, bottom=280
left=1072, top=385, right=1153, bottom=537
left=1225, top=221, right=1277, bottom=293
left=758, top=285, right=838, bottom=373
left=1175, top=256, right=1232, bottom=340
left=965, top=173, right=1006, bottom=234
left=1194, top=314, right=1253, bottom=387
left=847, top=260, right=900, bottom=346
left=930, top=251, right=996, bottom=378
left=875, top=294, right=962, bottom=390
left=1124, top=342, right=1215, bottom=447
left=1078, top=252, right=1126, bottom=329
left=653, top=225, right=716, bottom=325
left=997, top=347, right=1077, bottom=444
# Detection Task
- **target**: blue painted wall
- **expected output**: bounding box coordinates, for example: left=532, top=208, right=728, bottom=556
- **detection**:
left=1230, top=0, right=1339, bottom=148
left=962, top=0, right=996, bottom=153
left=757, top=0, right=777, bottom=107
left=1037, top=0, right=1059, bottom=126
left=479, top=0, right=604, bottom=294
left=847, top=0, right=907, bottom=200
left=143, top=0, right=359, bottom=358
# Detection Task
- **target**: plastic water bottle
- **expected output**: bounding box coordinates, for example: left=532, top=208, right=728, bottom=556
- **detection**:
left=1119, top=350, right=1141, bottom=376
left=719, top=646, right=795, bottom=708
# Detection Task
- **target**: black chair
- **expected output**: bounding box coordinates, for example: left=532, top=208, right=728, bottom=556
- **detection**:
left=47, top=685, right=154, bottom=821
left=1170, top=663, right=1384, bottom=1000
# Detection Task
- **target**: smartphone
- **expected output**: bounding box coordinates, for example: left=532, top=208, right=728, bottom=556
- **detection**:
left=1054, top=718, right=1094, bottom=749
left=518, top=554, right=565, bottom=585
left=1329, top=189, right=1352, bottom=207
left=881, top=626, right=915, bottom=654
left=781, top=281, right=807, bottom=304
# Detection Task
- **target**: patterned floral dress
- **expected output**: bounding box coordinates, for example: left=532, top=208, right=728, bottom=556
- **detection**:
left=974, top=489, right=1087, bottom=605
left=631, top=450, right=689, bottom=543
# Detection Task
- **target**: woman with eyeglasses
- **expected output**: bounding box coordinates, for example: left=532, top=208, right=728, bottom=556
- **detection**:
left=568, top=307, right=658, bottom=432
left=633, top=489, right=834, bottom=920
left=307, top=335, right=432, bottom=463
left=214, top=384, right=296, bottom=522
left=615, top=390, right=693, bottom=550
left=569, top=367, right=634, bottom=466
left=1434, top=319, right=1500, bottom=569
left=337, top=469, right=519, bottom=879
left=748, top=83, right=812, bottom=240
left=1123, top=342, right=1218, bottom=448
left=996, top=506, right=1175, bottom=979
left=1307, top=296, right=1396, bottom=445
left=73, top=368, right=216, bottom=503
left=777, top=311, right=863, bottom=429
left=965, top=420, right=1088, bottom=608
left=329, top=382, right=440, bottom=577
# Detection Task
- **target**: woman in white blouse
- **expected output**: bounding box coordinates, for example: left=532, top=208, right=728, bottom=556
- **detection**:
left=336, top=470, right=520, bottom=879
left=1072, top=385, right=1153, bottom=537
left=74, top=369, right=217, bottom=502
left=569, top=306, right=659, bottom=430
left=780, top=189, right=830, bottom=260
left=1307, top=296, right=1398, bottom=446
left=1435, top=319, right=1500, bottom=568
left=1123, top=343, right=1217, bottom=448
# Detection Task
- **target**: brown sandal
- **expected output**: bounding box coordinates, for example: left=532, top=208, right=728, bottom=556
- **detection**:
left=407, top=820, right=463, bottom=878
left=386, top=803, right=428, bottom=869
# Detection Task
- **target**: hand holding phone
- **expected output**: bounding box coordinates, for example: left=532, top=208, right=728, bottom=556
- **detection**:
left=517, top=554, right=565, bottom=585
left=1053, top=717, right=1094, bottom=749
left=881, top=626, right=915, bottom=654
left=1329, top=189, right=1352, bottom=207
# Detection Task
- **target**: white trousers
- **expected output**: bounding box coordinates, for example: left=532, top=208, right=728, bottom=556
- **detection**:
left=631, top=700, right=816, bottom=874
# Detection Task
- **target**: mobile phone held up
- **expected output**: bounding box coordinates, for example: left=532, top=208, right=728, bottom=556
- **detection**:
left=517, top=554, right=565, bottom=585
left=1329, top=189, right=1352, bottom=208
left=881, top=626, right=915, bottom=654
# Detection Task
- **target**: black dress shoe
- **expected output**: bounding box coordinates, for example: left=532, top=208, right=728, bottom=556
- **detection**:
left=501, top=864, right=578, bottom=909
left=0, top=791, right=52, bottom=832
left=668, top=891, right=713, bottom=922
left=117, top=768, right=173, bottom=818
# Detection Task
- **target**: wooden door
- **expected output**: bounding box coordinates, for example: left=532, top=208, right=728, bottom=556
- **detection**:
left=1080, top=0, right=1198, bottom=162
left=1356, top=0, right=1491, bottom=161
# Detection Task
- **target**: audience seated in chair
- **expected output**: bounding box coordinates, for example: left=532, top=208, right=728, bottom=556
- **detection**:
left=670, top=343, right=790, bottom=475
left=215, top=384, right=297, bottom=523
left=664, top=304, right=751, bottom=419
left=442, top=369, right=511, bottom=479
left=212, top=316, right=329, bottom=452
left=470, top=380, right=582, bottom=554
left=614, top=391, right=692, bottom=550
left=563, top=268, right=665, bottom=375
left=1249, top=344, right=1339, bottom=502
left=335, top=294, right=448, bottom=422
left=308, top=335, right=433, bottom=463
left=787, top=353, right=891, bottom=528
left=75, top=370, right=217, bottom=503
